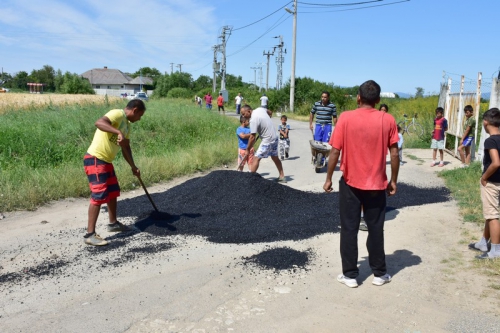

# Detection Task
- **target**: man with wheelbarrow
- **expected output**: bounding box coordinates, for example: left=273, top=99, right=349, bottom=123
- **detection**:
left=309, top=91, right=337, bottom=172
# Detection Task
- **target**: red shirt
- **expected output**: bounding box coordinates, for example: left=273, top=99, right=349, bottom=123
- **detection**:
left=217, top=96, right=224, bottom=106
left=330, top=107, right=399, bottom=190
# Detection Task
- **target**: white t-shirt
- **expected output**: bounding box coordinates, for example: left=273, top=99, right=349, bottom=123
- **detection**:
left=250, top=107, right=277, bottom=145
left=235, top=96, right=243, bottom=105
left=260, top=95, right=269, bottom=106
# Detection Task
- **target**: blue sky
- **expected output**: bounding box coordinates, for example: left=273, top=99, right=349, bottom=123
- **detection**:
left=1, top=0, right=498, bottom=95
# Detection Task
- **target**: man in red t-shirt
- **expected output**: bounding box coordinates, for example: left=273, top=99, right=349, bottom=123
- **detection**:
left=217, top=92, right=225, bottom=115
left=323, top=80, right=400, bottom=288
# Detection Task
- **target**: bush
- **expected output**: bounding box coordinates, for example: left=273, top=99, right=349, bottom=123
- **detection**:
left=167, top=87, right=192, bottom=99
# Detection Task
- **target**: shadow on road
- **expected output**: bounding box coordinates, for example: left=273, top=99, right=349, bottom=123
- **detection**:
left=357, top=249, right=422, bottom=285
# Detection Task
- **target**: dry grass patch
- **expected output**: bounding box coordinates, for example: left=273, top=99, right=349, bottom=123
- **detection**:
left=0, top=93, right=121, bottom=114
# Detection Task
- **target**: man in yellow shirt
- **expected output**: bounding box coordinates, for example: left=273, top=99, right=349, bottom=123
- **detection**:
left=83, top=99, right=146, bottom=246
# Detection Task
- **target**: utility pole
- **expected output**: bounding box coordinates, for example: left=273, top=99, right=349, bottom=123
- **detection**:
left=176, top=64, right=182, bottom=73
left=273, top=35, right=286, bottom=90
left=250, top=67, right=258, bottom=89
left=212, top=45, right=219, bottom=93
left=256, top=63, right=264, bottom=92
left=285, top=0, right=297, bottom=112
left=219, top=26, right=232, bottom=92
left=170, top=63, right=174, bottom=74
left=263, top=50, right=274, bottom=91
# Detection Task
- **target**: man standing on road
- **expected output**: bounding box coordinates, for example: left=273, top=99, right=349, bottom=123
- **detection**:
left=260, top=93, right=269, bottom=107
left=240, top=104, right=286, bottom=182
left=310, top=91, right=337, bottom=144
left=204, top=92, right=212, bottom=110
left=323, top=80, right=399, bottom=288
left=235, top=92, right=244, bottom=114
left=83, top=99, right=146, bottom=246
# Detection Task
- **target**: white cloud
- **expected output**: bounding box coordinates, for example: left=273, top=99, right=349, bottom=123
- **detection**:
left=0, top=0, right=217, bottom=74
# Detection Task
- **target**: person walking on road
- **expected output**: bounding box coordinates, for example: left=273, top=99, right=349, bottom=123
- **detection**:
left=323, top=80, right=400, bottom=288
left=310, top=91, right=337, bottom=144
left=240, top=105, right=286, bottom=182
left=204, top=92, right=213, bottom=110
left=260, top=93, right=269, bottom=107
left=83, top=100, right=146, bottom=246
left=235, top=93, right=244, bottom=114
left=217, top=92, right=225, bottom=115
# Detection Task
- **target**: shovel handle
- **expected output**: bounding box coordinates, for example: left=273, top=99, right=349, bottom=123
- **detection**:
left=137, top=176, right=160, bottom=212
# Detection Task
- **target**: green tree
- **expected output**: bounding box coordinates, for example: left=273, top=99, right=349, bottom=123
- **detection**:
left=59, top=72, right=94, bottom=94
left=5, top=71, right=29, bottom=90
left=193, top=75, right=212, bottom=92
left=132, top=67, right=162, bottom=87
left=30, top=65, right=56, bottom=92
left=415, top=87, right=424, bottom=98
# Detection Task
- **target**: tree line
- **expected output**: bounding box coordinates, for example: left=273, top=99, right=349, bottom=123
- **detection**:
left=2, top=64, right=391, bottom=115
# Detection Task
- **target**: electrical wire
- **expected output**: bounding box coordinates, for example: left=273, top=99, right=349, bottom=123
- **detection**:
left=298, top=0, right=409, bottom=13
left=298, top=0, right=382, bottom=7
left=232, top=1, right=292, bottom=31
left=228, top=13, right=291, bottom=57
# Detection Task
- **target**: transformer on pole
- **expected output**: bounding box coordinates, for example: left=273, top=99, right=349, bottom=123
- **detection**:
left=273, top=35, right=286, bottom=90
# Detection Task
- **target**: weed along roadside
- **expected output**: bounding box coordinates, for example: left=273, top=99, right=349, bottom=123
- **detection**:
left=0, top=98, right=237, bottom=211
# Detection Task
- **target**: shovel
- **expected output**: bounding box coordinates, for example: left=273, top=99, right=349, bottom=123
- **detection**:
left=137, top=176, right=170, bottom=220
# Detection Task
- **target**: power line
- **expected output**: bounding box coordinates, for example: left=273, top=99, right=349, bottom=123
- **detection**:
left=233, top=1, right=292, bottom=31
left=298, top=0, right=409, bottom=13
left=228, top=14, right=291, bottom=57
left=298, top=0, right=383, bottom=7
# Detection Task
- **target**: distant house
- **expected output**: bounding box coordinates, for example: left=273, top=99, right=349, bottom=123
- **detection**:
left=81, top=66, right=153, bottom=96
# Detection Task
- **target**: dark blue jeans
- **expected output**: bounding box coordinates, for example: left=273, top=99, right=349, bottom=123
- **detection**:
left=339, top=177, right=387, bottom=279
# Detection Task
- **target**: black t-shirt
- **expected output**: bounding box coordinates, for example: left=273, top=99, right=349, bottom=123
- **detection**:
left=483, top=135, right=500, bottom=182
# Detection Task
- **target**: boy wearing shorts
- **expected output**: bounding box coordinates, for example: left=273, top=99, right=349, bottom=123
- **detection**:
left=469, top=108, right=500, bottom=259
left=236, top=116, right=254, bottom=171
left=458, top=105, right=475, bottom=167
left=83, top=99, right=146, bottom=246
left=430, top=107, right=448, bottom=167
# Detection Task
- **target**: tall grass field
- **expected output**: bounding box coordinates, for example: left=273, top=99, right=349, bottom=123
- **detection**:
left=0, top=97, right=238, bottom=211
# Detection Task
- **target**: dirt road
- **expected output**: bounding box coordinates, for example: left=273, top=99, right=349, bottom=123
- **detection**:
left=1, top=113, right=499, bottom=332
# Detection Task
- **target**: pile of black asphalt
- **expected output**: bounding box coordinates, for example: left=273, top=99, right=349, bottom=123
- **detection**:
left=243, top=247, right=313, bottom=271
left=133, top=170, right=451, bottom=244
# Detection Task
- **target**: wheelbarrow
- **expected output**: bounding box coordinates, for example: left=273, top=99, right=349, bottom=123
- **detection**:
left=309, top=140, right=331, bottom=173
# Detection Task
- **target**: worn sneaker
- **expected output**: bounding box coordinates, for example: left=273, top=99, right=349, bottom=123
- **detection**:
left=438, top=162, right=445, bottom=167
left=468, top=242, right=488, bottom=252
left=430, top=161, right=436, bottom=167
left=84, top=233, right=108, bottom=246
left=372, top=274, right=391, bottom=286
left=359, top=219, right=368, bottom=232
left=337, top=274, right=358, bottom=288
left=277, top=177, right=287, bottom=183
left=476, top=252, right=500, bottom=260
left=107, top=221, right=133, bottom=232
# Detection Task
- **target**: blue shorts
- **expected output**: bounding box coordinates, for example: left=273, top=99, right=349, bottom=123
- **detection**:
left=462, top=136, right=474, bottom=147
left=314, top=123, right=333, bottom=143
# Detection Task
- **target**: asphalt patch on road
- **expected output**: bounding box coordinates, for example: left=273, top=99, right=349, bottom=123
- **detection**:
left=0, top=259, right=68, bottom=286
left=132, top=170, right=451, bottom=244
left=242, top=247, right=313, bottom=271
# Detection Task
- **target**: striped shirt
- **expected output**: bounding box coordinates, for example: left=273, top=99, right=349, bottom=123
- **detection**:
left=311, top=101, right=337, bottom=124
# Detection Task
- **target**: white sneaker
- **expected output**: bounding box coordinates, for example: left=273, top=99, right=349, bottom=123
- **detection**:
left=337, top=274, right=358, bottom=288
left=372, top=274, right=391, bottom=286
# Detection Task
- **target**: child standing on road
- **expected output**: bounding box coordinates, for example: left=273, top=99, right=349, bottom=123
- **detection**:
left=236, top=116, right=254, bottom=171
left=430, top=107, right=448, bottom=167
left=469, top=108, right=500, bottom=259
left=278, top=115, right=291, bottom=160
left=217, top=92, right=225, bottom=115
left=458, top=105, right=476, bottom=168
left=398, top=125, right=404, bottom=165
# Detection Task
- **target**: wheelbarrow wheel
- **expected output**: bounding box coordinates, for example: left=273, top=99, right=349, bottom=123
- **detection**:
left=315, top=152, right=323, bottom=173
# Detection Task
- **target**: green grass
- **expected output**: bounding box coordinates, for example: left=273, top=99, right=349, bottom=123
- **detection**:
left=0, top=98, right=239, bottom=211
left=439, top=162, right=483, bottom=223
